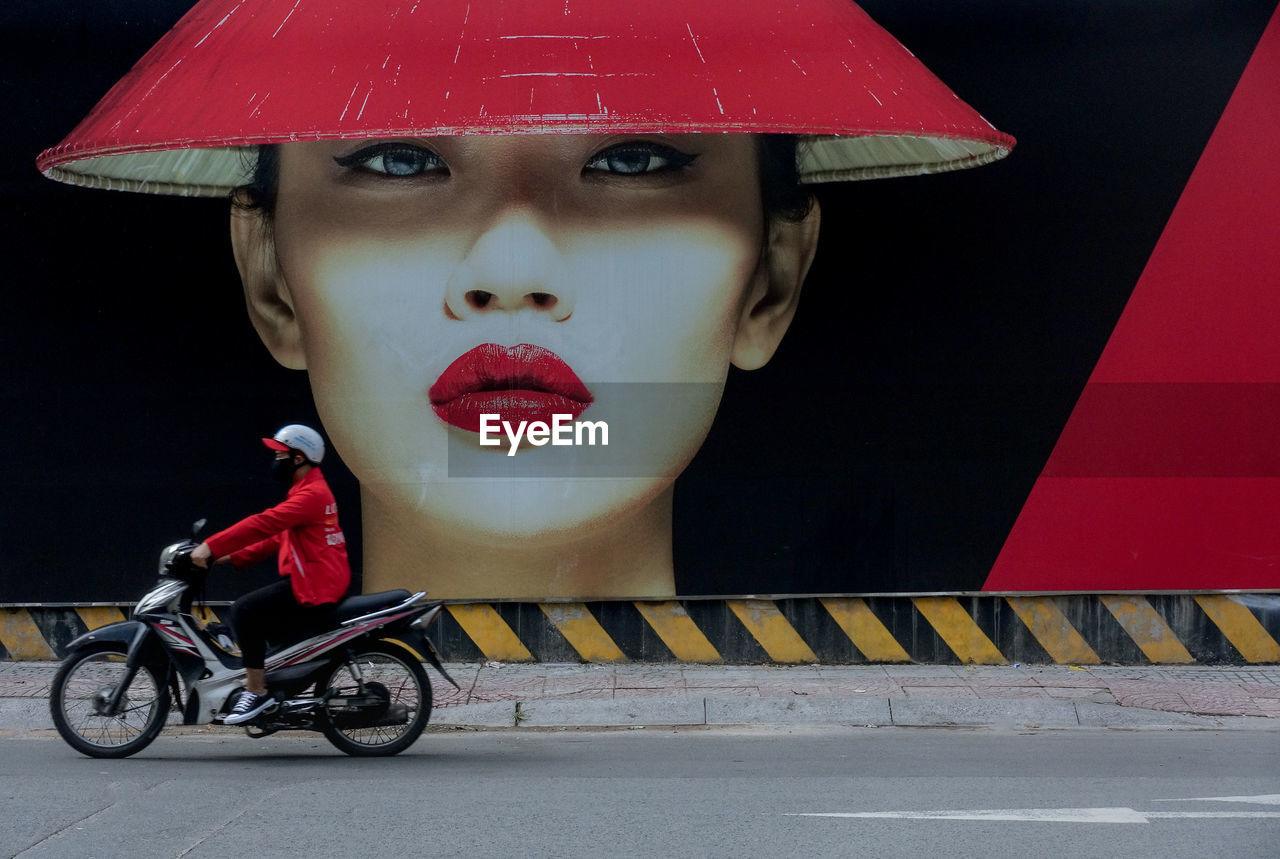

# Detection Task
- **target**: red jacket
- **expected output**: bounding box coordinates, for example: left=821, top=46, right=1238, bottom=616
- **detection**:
left=204, top=467, right=351, bottom=605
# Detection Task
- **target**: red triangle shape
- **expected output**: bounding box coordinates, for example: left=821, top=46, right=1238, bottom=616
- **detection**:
left=984, top=5, right=1280, bottom=591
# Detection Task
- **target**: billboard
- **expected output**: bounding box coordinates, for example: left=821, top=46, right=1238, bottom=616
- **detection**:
left=4, top=0, right=1279, bottom=603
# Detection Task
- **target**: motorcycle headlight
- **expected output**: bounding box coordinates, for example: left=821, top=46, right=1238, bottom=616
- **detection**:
left=157, top=542, right=187, bottom=577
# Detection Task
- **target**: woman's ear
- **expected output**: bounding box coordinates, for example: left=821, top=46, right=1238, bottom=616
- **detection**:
left=230, top=207, right=307, bottom=370
left=731, top=199, right=821, bottom=370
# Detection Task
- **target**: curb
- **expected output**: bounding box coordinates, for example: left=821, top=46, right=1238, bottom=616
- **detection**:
left=0, top=699, right=48, bottom=734
left=428, top=696, right=1280, bottom=732
left=9, top=695, right=1278, bottom=737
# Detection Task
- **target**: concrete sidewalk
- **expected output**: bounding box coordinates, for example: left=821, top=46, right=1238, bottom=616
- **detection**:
left=3, top=661, right=1279, bottom=735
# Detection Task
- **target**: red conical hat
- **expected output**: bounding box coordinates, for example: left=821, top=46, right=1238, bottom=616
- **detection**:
left=37, top=0, right=1014, bottom=196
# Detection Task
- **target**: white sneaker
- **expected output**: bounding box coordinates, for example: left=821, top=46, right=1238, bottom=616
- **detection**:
left=224, top=690, right=274, bottom=725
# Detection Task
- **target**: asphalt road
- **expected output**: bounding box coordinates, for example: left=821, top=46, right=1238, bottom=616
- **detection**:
left=4, top=727, right=1279, bottom=857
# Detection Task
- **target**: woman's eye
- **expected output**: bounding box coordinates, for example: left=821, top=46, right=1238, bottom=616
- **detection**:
left=584, top=143, right=697, bottom=176
left=334, top=143, right=447, bottom=177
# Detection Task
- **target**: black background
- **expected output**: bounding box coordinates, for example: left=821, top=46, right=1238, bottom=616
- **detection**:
left=2, top=0, right=1276, bottom=602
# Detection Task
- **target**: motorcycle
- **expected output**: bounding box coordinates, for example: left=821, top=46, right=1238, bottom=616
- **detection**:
left=50, top=520, right=459, bottom=758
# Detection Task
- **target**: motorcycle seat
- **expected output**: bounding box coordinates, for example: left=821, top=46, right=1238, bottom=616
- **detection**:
left=333, top=589, right=414, bottom=623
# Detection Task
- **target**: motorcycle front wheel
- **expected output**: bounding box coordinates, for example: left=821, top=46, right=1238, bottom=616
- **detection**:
left=50, top=644, right=170, bottom=758
left=320, top=641, right=432, bottom=756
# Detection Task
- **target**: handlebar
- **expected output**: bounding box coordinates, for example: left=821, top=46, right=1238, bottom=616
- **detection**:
left=165, top=545, right=204, bottom=582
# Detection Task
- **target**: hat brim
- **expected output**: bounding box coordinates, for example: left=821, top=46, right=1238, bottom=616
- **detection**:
left=261, top=437, right=292, bottom=452
left=41, top=133, right=1012, bottom=198
left=37, top=0, right=1014, bottom=197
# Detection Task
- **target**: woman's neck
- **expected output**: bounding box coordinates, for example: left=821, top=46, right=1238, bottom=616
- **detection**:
left=358, top=487, right=676, bottom=600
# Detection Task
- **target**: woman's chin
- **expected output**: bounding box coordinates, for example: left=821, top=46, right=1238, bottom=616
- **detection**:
left=366, top=475, right=676, bottom=546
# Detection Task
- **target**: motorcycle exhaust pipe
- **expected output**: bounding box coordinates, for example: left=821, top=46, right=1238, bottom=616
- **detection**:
left=331, top=703, right=410, bottom=729
left=362, top=704, right=410, bottom=728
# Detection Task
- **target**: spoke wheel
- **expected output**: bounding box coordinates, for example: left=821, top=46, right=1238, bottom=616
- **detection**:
left=50, top=644, right=170, bottom=758
left=320, top=642, right=431, bottom=756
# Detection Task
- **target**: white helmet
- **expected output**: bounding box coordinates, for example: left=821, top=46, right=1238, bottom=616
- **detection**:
left=262, top=424, right=325, bottom=464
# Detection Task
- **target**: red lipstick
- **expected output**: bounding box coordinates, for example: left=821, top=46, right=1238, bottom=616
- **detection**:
left=429, top=343, right=593, bottom=433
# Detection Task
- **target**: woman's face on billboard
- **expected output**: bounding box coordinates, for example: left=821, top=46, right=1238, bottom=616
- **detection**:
left=232, top=133, right=818, bottom=593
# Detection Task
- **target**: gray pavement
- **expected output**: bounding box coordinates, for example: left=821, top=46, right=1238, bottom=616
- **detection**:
left=3, top=660, right=1279, bottom=735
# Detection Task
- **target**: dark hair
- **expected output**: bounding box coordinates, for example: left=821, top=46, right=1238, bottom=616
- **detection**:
left=234, top=135, right=813, bottom=221
left=233, top=144, right=279, bottom=213
left=756, top=135, right=814, bottom=222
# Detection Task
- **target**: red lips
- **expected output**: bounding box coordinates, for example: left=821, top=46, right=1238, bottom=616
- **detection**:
left=429, top=343, right=593, bottom=433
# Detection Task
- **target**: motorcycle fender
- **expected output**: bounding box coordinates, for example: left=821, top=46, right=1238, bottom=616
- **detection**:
left=65, top=620, right=170, bottom=675
left=64, top=619, right=147, bottom=653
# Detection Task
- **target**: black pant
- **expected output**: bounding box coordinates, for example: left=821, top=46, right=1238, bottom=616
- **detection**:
left=230, top=578, right=336, bottom=670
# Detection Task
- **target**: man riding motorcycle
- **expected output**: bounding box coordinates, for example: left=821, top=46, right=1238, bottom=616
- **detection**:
left=191, top=424, right=351, bottom=724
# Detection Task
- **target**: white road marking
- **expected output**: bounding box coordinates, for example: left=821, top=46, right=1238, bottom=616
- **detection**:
left=789, top=809, right=1149, bottom=823
left=788, top=805, right=1280, bottom=824
left=1153, top=794, right=1280, bottom=805
left=1148, top=812, right=1280, bottom=819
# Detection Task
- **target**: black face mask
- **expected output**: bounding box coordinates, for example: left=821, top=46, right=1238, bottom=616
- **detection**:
left=271, top=455, right=299, bottom=484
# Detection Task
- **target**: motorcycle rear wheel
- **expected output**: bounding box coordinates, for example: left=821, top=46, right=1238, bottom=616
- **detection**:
left=50, top=644, right=170, bottom=758
left=320, top=642, right=431, bottom=756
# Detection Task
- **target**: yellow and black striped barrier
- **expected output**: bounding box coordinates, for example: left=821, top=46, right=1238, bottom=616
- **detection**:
left=2, top=595, right=1277, bottom=664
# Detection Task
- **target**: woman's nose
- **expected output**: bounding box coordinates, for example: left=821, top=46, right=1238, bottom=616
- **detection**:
left=444, top=212, right=574, bottom=321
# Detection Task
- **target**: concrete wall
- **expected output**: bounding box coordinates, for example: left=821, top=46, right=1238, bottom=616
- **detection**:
left=3, top=594, right=1278, bottom=664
